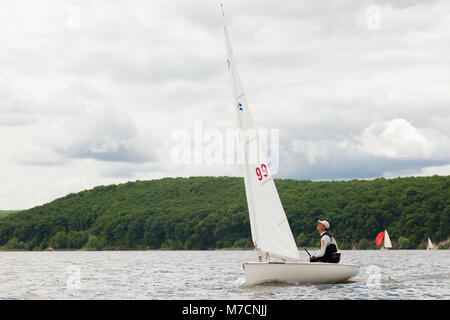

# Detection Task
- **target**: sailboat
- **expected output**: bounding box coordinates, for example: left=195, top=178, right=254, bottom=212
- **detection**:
left=426, top=238, right=434, bottom=250
left=383, top=229, right=392, bottom=249
left=221, top=5, right=360, bottom=285
left=376, top=230, right=392, bottom=250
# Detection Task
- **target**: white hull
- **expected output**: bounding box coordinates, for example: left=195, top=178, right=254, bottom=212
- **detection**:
left=243, top=261, right=360, bottom=285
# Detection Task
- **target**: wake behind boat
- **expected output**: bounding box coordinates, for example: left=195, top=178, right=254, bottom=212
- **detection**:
left=221, top=5, right=359, bottom=285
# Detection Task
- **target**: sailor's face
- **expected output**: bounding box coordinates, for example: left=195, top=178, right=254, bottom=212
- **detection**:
left=317, top=223, right=325, bottom=233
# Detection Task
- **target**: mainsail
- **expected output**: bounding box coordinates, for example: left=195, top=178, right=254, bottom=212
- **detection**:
left=384, top=229, right=392, bottom=248
left=221, top=5, right=300, bottom=261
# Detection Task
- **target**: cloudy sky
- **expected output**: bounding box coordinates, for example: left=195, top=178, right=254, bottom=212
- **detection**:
left=1, top=0, right=449, bottom=209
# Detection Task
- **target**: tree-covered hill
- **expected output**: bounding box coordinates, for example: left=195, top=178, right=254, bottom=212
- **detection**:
left=0, top=176, right=448, bottom=251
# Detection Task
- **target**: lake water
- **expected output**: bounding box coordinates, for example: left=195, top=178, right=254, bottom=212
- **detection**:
left=0, top=250, right=448, bottom=300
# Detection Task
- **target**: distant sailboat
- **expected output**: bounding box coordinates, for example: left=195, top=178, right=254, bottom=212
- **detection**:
left=383, top=230, right=392, bottom=249
left=376, top=230, right=392, bottom=250
left=426, top=238, right=433, bottom=250
left=221, top=4, right=359, bottom=285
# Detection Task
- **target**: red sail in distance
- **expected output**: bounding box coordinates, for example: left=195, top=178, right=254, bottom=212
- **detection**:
left=375, top=232, right=385, bottom=245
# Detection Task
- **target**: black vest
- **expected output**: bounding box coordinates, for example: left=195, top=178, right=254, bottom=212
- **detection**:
left=319, top=231, right=338, bottom=257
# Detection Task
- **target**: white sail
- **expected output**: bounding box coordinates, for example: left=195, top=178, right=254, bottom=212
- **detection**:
left=221, top=5, right=300, bottom=261
left=427, top=238, right=433, bottom=250
left=384, top=229, right=392, bottom=248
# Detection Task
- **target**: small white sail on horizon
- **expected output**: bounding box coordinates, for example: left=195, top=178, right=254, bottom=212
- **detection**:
left=221, top=4, right=300, bottom=261
left=427, top=238, right=433, bottom=250
left=384, top=229, right=392, bottom=249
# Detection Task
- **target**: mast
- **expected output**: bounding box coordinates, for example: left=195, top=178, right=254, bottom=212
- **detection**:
left=221, top=4, right=259, bottom=250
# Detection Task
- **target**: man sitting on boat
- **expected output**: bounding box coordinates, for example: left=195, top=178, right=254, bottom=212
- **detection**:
left=310, top=220, right=341, bottom=263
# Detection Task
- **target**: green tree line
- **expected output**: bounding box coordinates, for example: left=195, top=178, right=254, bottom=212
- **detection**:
left=0, top=176, right=448, bottom=251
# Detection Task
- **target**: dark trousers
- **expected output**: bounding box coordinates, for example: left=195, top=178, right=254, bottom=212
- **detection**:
left=310, top=253, right=340, bottom=263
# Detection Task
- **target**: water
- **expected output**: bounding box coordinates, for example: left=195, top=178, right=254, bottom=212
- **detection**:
left=0, top=250, right=448, bottom=300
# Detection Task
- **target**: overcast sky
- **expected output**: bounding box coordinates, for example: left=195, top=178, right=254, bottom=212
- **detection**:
left=1, top=0, right=449, bottom=209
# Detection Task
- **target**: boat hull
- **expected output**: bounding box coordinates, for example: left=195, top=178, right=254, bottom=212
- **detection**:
left=243, top=261, right=360, bottom=285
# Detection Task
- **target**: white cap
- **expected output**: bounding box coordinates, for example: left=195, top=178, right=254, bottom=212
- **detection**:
left=317, top=220, right=330, bottom=229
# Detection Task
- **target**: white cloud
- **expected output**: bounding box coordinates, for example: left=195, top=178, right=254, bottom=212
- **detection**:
left=357, top=119, right=450, bottom=160
left=382, top=164, right=450, bottom=178
left=359, top=119, right=433, bottom=158
left=417, top=164, right=450, bottom=176
left=279, top=118, right=450, bottom=180
left=1, top=0, right=449, bottom=208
